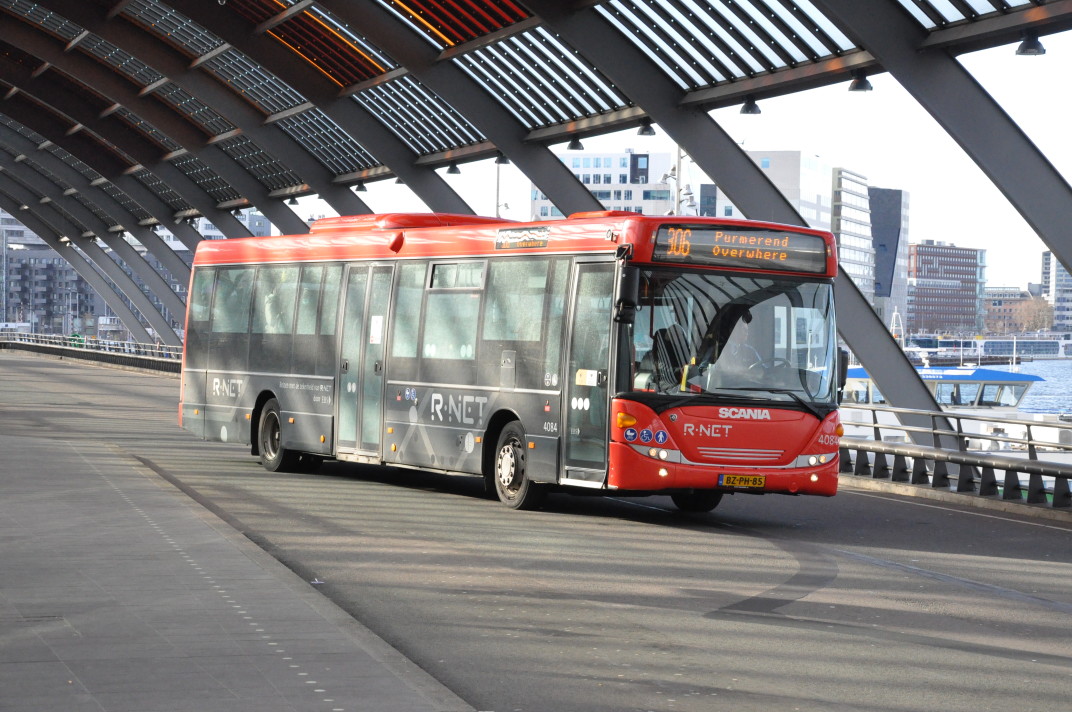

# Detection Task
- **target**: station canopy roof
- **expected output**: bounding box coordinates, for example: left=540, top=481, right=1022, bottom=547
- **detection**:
left=0, top=0, right=1068, bottom=229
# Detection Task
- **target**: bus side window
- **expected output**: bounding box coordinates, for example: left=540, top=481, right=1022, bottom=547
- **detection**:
left=210, top=267, right=254, bottom=334
left=316, top=264, right=343, bottom=377
left=250, top=266, right=299, bottom=374
left=482, top=258, right=551, bottom=389
left=185, top=268, right=215, bottom=370
left=294, top=265, right=323, bottom=375
left=541, top=259, right=569, bottom=389
left=389, top=263, right=426, bottom=382
left=251, top=266, right=299, bottom=336
left=209, top=267, right=255, bottom=372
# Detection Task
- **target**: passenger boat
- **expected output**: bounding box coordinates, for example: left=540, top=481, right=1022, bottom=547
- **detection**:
left=842, top=366, right=1042, bottom=410
left=839, top=366, right=1072, bottom=453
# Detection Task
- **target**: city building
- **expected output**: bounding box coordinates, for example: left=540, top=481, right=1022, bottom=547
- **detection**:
left=2, top=209, right=270, bottom=338
left=1041, top=251, right=1072, bottom=331
left=868, top=187, right=911, bottom=334
left=907, top=240, right=986, bottom=334
left=984, top=286, right=1032, bottom=334
left=530, top=150, right=677, bottom=218
left=3, top=244, right=103, bottom=334
left=831, top=168, right=875, bottom=303
left=716, top=150, right=834, bottom=229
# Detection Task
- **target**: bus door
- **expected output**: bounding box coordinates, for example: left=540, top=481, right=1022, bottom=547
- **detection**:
left=562, top=262, right=615, bottom=484
left=336, top=264, right=394, bottom=458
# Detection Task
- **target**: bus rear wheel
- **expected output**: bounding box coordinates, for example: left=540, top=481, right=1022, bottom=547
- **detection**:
left=491, top=422, right=545, bottom=510
left=259, top=398, right=298, bottom=472
left=670, top=490, right=724, bottom=513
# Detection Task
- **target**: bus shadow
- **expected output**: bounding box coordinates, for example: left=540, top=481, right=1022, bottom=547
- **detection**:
left=308, top=459, right=778, bottom=534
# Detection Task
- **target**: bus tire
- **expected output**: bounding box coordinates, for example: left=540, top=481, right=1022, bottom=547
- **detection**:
left=670, top=490, right=723, bottom=513
left=258, top=398, right=298, bottom=472
left=491, top=422, right=545, bottom=510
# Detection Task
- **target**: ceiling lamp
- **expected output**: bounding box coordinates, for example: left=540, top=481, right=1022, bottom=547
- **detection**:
left=494, top=152, right=510, bottom=165
left=637, top=119, right=656, bottom=137
left=1016, top=31, right=1045, bottom=56
left=287, top=197, right=298, bottom=205
left=740, top=95, right=761, bottom=115
left=848, top=69, right=872, bottom=92
left=567, top=136, right=584, bottom=151
left=354, top=180, right=366, bottom=192
left=446, top=161, right=461, bottom=174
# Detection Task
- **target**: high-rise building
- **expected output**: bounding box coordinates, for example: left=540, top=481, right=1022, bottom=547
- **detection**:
left=868, top=187, right=910, bottom=333
left=907, top=241, right=986, bottom=334
left=713, top=152, right=881, bottom=305
left=1041, top=251, right=1072, bottom=331
left=830, top=168, right=875, bottom=303
left=530, top=150, right=676, bottom=218
left=716, top=150, right=833, bottom=229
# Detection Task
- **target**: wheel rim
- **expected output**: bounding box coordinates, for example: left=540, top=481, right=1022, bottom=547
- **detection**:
left=263, top=412, right=281, bottom=460
left=496, top=439, right=522, bottom=495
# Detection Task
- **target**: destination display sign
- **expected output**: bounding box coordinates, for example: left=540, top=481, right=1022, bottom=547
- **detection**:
left=652, top=226, right=829, bottom=274
left=495, top=226, right=549, bottom=250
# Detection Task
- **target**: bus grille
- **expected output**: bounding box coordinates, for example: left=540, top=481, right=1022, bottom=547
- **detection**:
left=695, top=447, right=784, bottom=463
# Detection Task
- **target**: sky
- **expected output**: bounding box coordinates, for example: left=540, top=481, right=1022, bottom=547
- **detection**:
left=302, top=30, right=1072, bottom=289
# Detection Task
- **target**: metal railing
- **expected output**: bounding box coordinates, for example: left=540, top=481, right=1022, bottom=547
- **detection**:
left=0, top=332, right=182, bottom=372
left=840, top=403, right=1072, bottom=509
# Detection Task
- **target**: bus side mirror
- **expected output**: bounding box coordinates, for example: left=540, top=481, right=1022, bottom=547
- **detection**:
left=615, top=265, right=639, bottom=324
left=837, top=347, right=849, bottom=394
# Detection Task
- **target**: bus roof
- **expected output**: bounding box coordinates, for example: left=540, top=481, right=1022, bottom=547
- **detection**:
left=191, top=211, right=837, bottom=278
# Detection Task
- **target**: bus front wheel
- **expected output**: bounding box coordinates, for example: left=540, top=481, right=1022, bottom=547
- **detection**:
left=670, top=490, right=723, bottom=513
left=491, top=422, right=545, bottom=510
left=259, top=398, right=298, bottom=472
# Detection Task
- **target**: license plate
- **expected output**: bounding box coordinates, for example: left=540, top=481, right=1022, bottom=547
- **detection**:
left=719, top=474, right=766, bottom=488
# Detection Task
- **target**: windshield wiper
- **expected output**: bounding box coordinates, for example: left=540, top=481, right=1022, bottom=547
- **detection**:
left=716, top=387, right=823, bottom=420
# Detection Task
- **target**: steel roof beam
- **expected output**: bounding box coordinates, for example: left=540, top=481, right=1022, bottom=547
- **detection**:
left=0, top=61, right=255, bottom=240
left=166, top=0, right=473, bottom=215
left=0, top=105, right=204, bottom=252
left=316, top=0, right=601, bottom=216
left=0, top=175, right=180, bottom=344
left=527, top=0, right=942, bottom=414
left=34, top=0, right=372, bottom=218
left=0, top=152, right=187, bottom=321
left=0, top=190, right=152, bottom=343
left=0, top=16, right=307, bottom=237
left=815, top=0, right=1072, bottom=273
left=920, top=0, right=1072, bottom=53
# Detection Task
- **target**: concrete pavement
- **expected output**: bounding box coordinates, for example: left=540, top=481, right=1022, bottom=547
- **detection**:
left=0, top=418, right=474, bottom=712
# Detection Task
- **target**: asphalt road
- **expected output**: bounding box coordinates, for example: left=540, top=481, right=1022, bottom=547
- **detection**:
left=3, top=352, right=1071, bottom=712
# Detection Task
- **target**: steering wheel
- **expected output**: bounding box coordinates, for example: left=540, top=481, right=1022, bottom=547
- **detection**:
left=747, top=357, right=792, bottom=371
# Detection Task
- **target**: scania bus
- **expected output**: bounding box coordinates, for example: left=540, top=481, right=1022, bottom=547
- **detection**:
left=180, top=211, right=843, bottom=511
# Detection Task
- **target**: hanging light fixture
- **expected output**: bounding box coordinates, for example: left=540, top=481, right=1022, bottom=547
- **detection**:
left=848, top=69, right=873, bottom=92
left=446, top=161, right=461, bottom=174
left=287, top=197, right=298, bottom=205
left=494, top=151, right=510, bottom=165
left=637, top=119, right=656, bottom=137
left=1016, top=31, right=1045, bottom=56
left=740, top=95, right=761, bottom=115
left=354, top=181, right=366, bottom=192
left=567, top=136, right=584, bottom=151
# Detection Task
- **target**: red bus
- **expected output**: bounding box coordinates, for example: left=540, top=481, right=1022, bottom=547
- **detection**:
left=180, top=211, right=843, bottom=511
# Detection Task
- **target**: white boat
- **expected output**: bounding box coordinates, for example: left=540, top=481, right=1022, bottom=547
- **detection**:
left=840, top=366, right=1072, bottom=453
left=843, top=366, right=1041, bottom=410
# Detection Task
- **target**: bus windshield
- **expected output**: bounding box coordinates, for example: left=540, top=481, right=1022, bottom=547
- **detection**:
left=630, top=268, right=837, bottom=405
